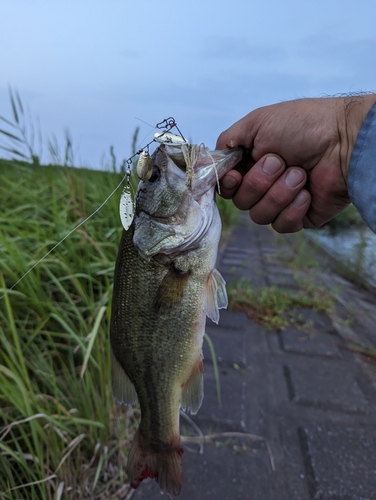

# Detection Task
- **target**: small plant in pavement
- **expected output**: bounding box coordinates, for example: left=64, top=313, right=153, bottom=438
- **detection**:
left=227, top=278, right=335, bottom=331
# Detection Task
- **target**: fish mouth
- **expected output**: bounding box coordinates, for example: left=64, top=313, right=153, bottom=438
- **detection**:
left=183, top=145, right=243, bottom=199
left=164, top=144, right=244, bottom=181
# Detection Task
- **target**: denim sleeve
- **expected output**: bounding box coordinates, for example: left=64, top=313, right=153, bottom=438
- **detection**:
left=348, top=102, right=376, bottom=233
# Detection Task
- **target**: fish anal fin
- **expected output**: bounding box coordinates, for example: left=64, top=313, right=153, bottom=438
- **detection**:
left=153, top=262, right=191, bottom=313
left=181, top=358, right=204, bottom=415
left=127, top=429, right=183, bottom=498
left=111, top=349, right=138, bottom=405
left=204, top=268, right=228, bottom=324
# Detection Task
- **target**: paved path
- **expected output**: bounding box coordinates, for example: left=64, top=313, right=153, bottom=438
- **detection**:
left=133, top=215, right=376, bottom=500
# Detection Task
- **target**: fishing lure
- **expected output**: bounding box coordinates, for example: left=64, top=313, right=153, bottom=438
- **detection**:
left=119, top=125, right=188, bottom=231
left=119, top=162, right=135, bottom=231
left=136, top=149, right=153, bottom=181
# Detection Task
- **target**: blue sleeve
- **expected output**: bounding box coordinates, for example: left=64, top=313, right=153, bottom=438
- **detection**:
left=348, top=102, right=376, bottom=233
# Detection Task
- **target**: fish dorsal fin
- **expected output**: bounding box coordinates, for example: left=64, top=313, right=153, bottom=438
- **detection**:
left=204, top=268, right=228, bottom=324
left=181, top=358, right=204, bottom=415
left=111, top=349, right=138, bottom=405
left=153, top=263, right=191, bottom=313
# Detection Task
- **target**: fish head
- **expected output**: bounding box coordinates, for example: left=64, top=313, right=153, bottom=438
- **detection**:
left=134, top=143, right=243, bottom=259
left=135, top=145, right=188, bottom=220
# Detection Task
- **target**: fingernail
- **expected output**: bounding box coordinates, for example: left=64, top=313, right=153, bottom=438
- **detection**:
left=222, top=175, right=238, bottom=190
left=292, top=191, right=309, bottom=207
left=262, top=156, right=282, bottom=176
left=285, top=168, right=305, bottom=187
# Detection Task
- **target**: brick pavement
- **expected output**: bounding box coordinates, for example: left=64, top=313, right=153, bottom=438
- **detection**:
left=133, top=215, right=376, bottom=500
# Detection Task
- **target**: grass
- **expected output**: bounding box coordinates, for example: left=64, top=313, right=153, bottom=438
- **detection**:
left=227, top=279, right=334, bottom=331
left=216, top=196, right=240, bottom=234
left=0, top=157, right=239, bottom=499
left=322, top=204, right=365, bottom=233
left=0, top=88, right=239, bottom=497
left=227, top=231, right=336, bottom=331
left=0, top=160, right=138, bottom=499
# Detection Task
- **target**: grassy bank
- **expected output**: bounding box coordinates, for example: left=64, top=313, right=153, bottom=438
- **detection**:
left=0, top=160, right=131, bottom=499
left=0, top=160, right=238, bottom=499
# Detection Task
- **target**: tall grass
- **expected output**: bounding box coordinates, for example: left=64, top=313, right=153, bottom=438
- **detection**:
left=0, top=89, right=239, bottom=498
left=0, top=157, right=239, bottom=499
left=0, top=160, right=137, bottom=499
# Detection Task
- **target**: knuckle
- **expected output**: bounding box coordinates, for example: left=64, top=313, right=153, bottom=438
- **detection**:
left=272, top=205, right=306, bottom=233
left=269, top=191, right=291, bottom=207
left=242, top=174, right=268, bottom=198
left=249, top=207, right=273, bottom=225
left=273, top=223, right=301, bottom=234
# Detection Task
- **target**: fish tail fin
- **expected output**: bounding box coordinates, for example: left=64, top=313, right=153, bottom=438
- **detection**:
left=126, top=429, right=184, bottom=498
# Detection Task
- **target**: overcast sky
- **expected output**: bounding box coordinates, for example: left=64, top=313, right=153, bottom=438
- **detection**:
left=1, top=0, right=376, bottom=168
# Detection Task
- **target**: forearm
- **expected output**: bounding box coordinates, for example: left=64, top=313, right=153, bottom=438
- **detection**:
left=347, top=99, right=376, bottom=232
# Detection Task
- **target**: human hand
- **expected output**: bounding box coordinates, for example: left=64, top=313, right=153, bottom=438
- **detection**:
left=216, top=95, right=376, bottom=232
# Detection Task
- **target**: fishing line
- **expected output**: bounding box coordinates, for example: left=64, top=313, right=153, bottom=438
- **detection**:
left=0, top=173, right=127, bottom=300
left=0, top=117, right=183, bottom=300
left=134, top=117, right=157, bottom=152
left=134, top=116, right=155, bottom=128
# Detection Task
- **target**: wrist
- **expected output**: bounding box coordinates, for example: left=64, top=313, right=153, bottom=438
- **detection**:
left=338, top=94, right=376, bottom=183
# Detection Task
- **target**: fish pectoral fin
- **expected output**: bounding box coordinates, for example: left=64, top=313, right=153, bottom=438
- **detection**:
left=111, top=349, right=138, bottom=406
left=181, top=358, right=204, bottom=415
left=204, top=268, right=228, bottom=324
left=153, top=262, right=191, bottom=312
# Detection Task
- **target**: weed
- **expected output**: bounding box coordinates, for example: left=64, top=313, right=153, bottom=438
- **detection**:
left=345, top=344, right=376, bottom=363
left=0, top=160, right=139, bottom=499
left=227, top=277, right=334, bottom=331
left=0, top=91, right=240, bottom=497
left=0, top=154, right=237, bottom=497
left=216, top=196, right=240, bottom=234
left=204, top=333, right=221, bottom=406
left=0, top=87, right=43, bottom=165
left=48, top=129, right=76, bottom=167
left=323, top=204, right=365, bottom=233
left=273, top=232, right=319, bottom=272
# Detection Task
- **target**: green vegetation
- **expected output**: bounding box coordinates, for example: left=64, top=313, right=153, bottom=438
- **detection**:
left=322, top=204, right=365, bottom=233
left=0, top=157, right=238, bottom=499
left=216, top=196, right=240, bottom=233
left=227, top=231, right=336, bottom=331
left=227, top=279, right=334, bottom=331
left=0, top=160, right=137, bottom=499
left=0, top=88, right=240, bottom=498
left=347, top=344, right=376, bottom=361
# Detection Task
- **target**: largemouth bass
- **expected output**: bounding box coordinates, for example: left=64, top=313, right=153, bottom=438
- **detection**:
left=110, top=141, right=242, bottom=497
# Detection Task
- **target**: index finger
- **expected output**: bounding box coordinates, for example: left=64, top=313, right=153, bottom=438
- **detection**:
left=216, top=111, right=258, bottom=150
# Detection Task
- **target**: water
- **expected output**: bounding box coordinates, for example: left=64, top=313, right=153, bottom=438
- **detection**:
left=308, top=227, right=376, bottom=288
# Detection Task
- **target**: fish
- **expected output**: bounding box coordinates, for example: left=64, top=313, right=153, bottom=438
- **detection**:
left=110, top=141, right=243, bottom=497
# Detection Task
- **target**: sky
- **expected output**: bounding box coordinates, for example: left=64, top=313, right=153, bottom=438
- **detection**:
left=1, top=0, right=376, bottom=168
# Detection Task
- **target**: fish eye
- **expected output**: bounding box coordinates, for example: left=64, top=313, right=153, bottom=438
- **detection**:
left=148, top=166, right=160, bottom=183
